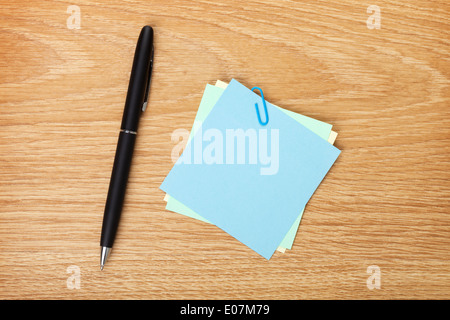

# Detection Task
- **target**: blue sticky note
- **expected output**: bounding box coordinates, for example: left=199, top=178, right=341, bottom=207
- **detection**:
left=160, top=79, right=340, bottom=259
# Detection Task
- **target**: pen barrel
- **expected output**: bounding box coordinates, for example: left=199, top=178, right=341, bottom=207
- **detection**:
left=100, top=131, right=137, bottom=248
left=121, top=26, right=153, bottom=131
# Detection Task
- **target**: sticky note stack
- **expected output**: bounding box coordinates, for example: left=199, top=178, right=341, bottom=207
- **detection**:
left=160, top=79, right=340, bottom=259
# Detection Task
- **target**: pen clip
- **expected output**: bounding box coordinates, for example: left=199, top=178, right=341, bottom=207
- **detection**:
left=142, top=45, right=154, bottom=112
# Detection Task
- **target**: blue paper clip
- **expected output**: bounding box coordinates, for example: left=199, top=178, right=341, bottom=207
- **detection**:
left=251, top=87, right=269, bottom=126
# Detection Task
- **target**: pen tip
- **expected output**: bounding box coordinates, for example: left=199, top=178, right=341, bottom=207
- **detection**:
left=100, top=246, right=111, bottom=271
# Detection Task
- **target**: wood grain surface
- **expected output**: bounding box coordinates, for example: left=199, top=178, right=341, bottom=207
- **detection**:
left=0, top=0, right=449, bottom=300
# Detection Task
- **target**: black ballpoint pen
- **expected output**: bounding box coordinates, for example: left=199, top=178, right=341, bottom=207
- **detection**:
left=100, top=26, right=154, bottom=270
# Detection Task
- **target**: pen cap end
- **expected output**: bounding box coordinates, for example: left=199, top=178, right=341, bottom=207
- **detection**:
left=142, top=25, right=153, bottom=37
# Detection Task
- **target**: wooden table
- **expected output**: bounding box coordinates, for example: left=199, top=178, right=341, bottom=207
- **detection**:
left=1, top=0, right=449, bottom=300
